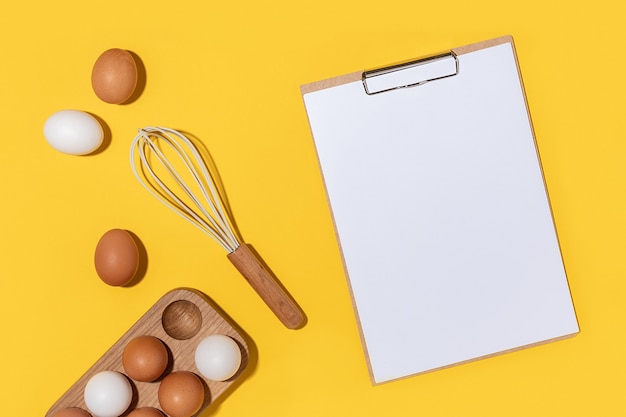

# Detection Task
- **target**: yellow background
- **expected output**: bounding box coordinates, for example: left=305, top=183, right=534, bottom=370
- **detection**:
left=1, top=0, right=623, bottom=415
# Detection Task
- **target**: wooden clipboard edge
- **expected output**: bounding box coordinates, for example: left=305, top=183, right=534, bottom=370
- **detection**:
left=300, top=71, right=362, bottom=95
left=452, top=34, right=513, bottom=55
left=497, top=37, right=582, bottom=344
left=301, top=35, right=580, bottom=385
left=376, top=331, right=580, bottom=385
left=300, top=74, right=377, bottom=383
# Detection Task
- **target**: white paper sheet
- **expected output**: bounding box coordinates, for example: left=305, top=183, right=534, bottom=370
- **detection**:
left=302, top=40, right=579, bottom=384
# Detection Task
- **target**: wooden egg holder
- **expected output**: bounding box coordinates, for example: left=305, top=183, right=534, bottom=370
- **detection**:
left=46, top=288, right=249, bottom=417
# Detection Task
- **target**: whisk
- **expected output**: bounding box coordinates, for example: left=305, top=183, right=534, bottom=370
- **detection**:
left=130, top=126, right=304, bottom=329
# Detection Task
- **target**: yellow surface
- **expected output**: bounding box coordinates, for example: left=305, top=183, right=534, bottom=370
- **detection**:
left=0, top=1, right=623, bottom=416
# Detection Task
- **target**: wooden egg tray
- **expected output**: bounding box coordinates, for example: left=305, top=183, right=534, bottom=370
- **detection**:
left=46, top=288, right=249, bottom=417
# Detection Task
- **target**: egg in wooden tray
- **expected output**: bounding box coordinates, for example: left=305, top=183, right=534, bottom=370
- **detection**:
left=46, top=288, right=250, bottom=417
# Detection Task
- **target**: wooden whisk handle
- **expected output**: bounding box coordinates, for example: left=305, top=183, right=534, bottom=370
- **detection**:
left=227, top=243, right=304, bottom=329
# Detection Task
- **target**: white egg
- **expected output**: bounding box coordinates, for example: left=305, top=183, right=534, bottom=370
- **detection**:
left=83, top=371, right=132, bottom=417
left=44, top=109, right=104, bottom=155
left=194, top=334, right=242, bottom=382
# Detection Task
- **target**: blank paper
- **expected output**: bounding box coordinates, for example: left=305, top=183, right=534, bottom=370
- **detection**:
left=302, top=38, right=579, bottom=384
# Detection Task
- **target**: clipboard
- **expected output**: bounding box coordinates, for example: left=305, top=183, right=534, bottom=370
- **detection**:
left=301, top=36, right=579, bottom=384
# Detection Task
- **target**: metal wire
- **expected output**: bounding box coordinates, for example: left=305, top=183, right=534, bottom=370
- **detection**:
left=130, top=127, right=240, bottom=253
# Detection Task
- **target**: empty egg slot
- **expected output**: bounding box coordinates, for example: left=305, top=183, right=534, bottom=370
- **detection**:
left=162, top=300, right=202, bottom=340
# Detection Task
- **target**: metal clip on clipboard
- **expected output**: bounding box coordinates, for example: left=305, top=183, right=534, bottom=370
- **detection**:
left=362, top=51, right=459, bottom=95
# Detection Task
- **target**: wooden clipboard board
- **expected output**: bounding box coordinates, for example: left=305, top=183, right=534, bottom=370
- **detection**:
left=301, top=36, right=579, bottom=384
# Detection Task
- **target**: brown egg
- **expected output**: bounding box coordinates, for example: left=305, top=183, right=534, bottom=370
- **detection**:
left=52, top=408, right=92, bottom=417
left=94, top=229, right=140, bottom=286
left=91, top=48, right=138, bottom=104
left=122, top=335, right=169, bottom=382
left=158, top=371, right=205, bottom=417
left=127, top=407, right=164, bottom=417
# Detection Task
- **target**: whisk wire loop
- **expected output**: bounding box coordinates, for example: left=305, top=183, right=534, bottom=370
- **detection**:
left=141, top=138, right=232, bottom=249
left=130, top=127, right=240, bottom=252
left=143, top=136, right=222, bottom=234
